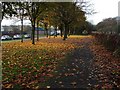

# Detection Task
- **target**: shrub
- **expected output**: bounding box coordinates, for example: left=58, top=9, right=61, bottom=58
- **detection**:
left=93, top=32, right=120, bottom=56
left=113, top=47, right=120, bottom=57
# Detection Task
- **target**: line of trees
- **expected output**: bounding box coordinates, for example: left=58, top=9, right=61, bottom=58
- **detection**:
left=0, top=1, right=93, bottom=44
left=96, top=17, right=120, bottom=34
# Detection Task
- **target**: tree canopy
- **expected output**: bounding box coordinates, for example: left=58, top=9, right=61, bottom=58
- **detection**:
left=1, top=1, right=93, bottom=44
left=96, top=17, right=119, bottom=34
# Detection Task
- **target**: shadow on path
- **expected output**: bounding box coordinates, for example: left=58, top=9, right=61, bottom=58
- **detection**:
left=44, top=42, right=98, bottom=88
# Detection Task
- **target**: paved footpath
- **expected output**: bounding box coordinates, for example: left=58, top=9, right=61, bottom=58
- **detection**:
left=44, top=42, right=99, bottom=88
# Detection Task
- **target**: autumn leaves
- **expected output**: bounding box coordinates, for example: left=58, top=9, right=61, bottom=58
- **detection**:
left=2, top=35, right=120, bottom=89
left=2, top=37, right=77, bottom=88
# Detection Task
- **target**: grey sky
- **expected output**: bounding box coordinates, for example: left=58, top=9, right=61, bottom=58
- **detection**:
left=87, top=0, right=120, bottom=25
left=1, top=0, right=120, bottom=26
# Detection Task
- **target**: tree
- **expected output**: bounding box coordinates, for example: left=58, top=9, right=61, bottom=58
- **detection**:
left=59, top=23, right=64, bottom=37
left=36, top=19, right=40, bottom=41
left=96, top=18, right=118, bottom=34
left=84, top=21, right=95, bottom=34
left=0, top=3, right=2, bottom=43
left=25, top=2, right=47, bottom=44
left=0, top=2, right=17, bottom=43
left=35, top=9, right=49, bottom=41
left=2, top=2, right=17, bottom=19
left=13, top=2, right=27, bottom=43
left=46, top=9, right=61, bottom=38
left=52, top=2, right=86, bottom=40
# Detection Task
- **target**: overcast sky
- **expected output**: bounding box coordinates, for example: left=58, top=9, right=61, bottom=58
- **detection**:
left=1, top=0, right=120, bottom=26
left=87, top=0, right=120, bottom=25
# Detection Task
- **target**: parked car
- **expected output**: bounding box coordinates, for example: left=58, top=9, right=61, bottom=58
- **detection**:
left=82, top=30, right=88, bottom=35
left=1, top=35, right=13, bottom=40
left=50, top=31, right=55, bottom=36
left=24, top=34, right=31, bottom=38
left=50, top=31, right=60, bottom=36
left=13, top=34, right=21, bottom=39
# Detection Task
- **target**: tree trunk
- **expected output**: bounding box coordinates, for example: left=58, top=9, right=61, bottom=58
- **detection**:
left=60, top=29, right=63, bottom=37
left=0, top=3, right=2, bottom=45
left=21, top=15, right=24, bottom=43
left=32, top=19, right=35, bottom=45
left=63, top=24, right=69, bottom=40
left=37, top=29, right=39, bottom=41
left=59, top=24, right=63, bottom=37
left=48, top=28, right=50, bottom=39
left=73, top=27, right=76, bottom=35
left=37, top=21, right=39, bottom=41
left=54, top=26, right=57, bottom=38
left=31, top=2, right=36, bottom=45
left=0, top=20, right=1, bottom=46
left=68, top=25, right=70, bottom=36
left=46, top=29, right=48, bottom=38
left=44, top=23, right=48, bottom=38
